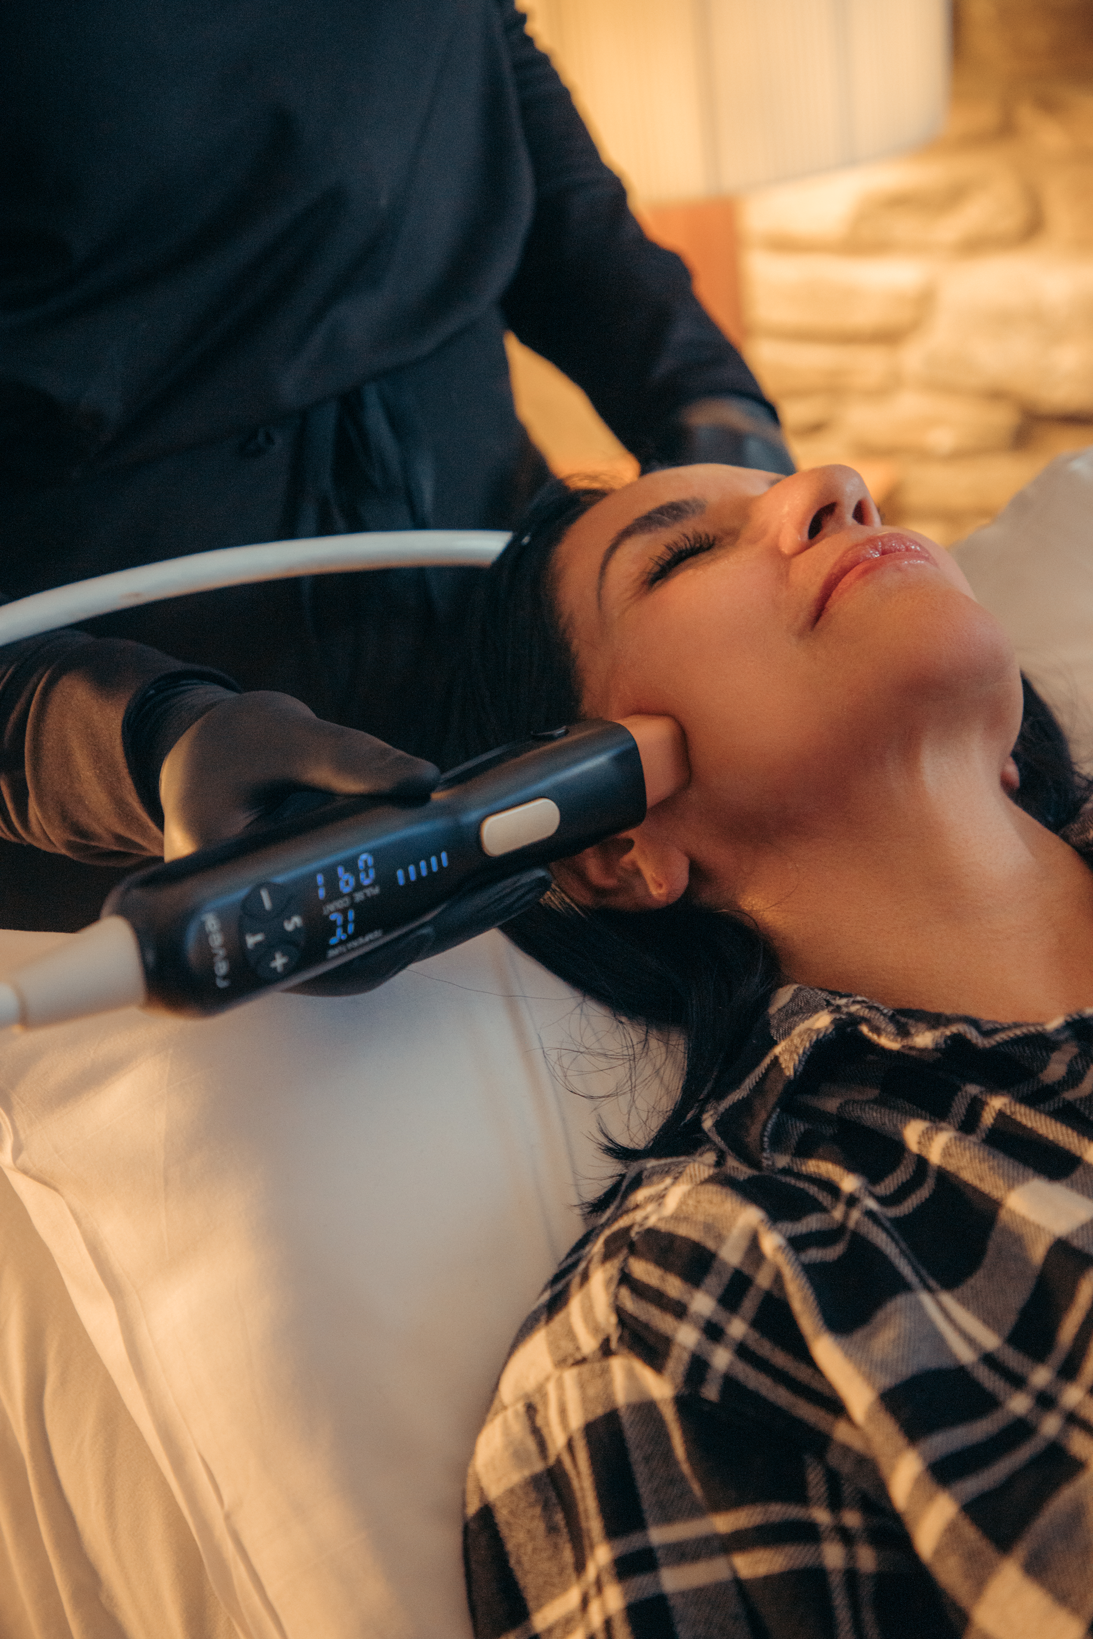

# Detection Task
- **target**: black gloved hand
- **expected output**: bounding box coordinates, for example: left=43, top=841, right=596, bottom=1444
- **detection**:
left=158, top=690, right=439, bottom=861
left=156, top=690, right=550, bottom=996
left=654, top=396, right=796, bottom=475
left=157, top=690, right=549, bottom=996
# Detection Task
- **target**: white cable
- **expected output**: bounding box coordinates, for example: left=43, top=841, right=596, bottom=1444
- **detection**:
left=0, top=917, right=146, bottom=1030
left=0, top=527, right=512, bottom=1030
left=0, top=529, right=509, bottom=645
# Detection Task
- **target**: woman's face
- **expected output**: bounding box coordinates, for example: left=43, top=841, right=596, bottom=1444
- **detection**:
left=551, top=463, right=1023, bottom=900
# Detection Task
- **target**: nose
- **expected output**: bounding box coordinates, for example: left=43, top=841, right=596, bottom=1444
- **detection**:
left=766, top=465, right=881, bottom=558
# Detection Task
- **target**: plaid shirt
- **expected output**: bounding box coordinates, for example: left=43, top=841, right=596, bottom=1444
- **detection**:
left=464, top=983, right=1093, bottom=1639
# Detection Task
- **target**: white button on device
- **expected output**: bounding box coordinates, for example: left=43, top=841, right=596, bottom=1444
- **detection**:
left=479, top=798, right=561, bottom=858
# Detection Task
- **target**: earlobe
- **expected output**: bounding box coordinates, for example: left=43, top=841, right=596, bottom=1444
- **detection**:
left=554, top=827, right=691, bottom=911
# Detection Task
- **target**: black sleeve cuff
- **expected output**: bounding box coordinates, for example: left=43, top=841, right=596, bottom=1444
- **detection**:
left=123, top=671, right=242, bottom=829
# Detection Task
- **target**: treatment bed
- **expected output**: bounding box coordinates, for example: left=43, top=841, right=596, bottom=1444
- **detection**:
left=0, top=446, right=1091, bottom=1639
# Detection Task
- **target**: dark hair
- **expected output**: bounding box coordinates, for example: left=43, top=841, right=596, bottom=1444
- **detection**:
left=445, top=479, right=1093, bottom=1167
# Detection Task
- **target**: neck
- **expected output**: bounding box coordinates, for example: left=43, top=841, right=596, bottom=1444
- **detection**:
left=713, top=748, right=1093, bottom=1023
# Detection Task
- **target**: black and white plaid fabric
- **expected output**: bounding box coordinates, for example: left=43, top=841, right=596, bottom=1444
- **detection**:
left=465, top=984, right=1093, bottom=1638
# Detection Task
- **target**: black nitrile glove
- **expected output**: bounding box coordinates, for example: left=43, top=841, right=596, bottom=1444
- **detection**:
left=653, top=396, right=795, bottom=476
left=158, top=690, right=439, bottom=861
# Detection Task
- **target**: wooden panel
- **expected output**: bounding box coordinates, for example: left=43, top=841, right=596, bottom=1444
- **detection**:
left=638, top=199, right=744, bottom=346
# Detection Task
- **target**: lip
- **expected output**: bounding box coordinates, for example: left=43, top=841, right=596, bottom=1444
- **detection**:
left=812, top=532, right=935, bottom=625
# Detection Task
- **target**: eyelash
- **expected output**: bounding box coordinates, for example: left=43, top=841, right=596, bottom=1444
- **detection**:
left=645, top=528, right=719, bottom=588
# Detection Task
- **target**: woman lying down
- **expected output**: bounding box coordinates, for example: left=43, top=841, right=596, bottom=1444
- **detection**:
left=446, top=462, right=1093, bottom=1639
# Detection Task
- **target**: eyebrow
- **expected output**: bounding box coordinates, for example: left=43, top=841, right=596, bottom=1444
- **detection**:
left=596, top=496, right=707, bottom=604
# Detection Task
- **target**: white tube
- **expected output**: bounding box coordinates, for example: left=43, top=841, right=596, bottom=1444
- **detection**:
left=0, top=917, right=146, bottom=1029
left=0, top=529, right=509, bottom=646
left=0, top=527, right=511, bottom=1030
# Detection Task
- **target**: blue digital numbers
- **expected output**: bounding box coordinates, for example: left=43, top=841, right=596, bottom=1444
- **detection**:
left=327, top=907, right=355, bottom=946
left=319, top=853, right=377, bottom=900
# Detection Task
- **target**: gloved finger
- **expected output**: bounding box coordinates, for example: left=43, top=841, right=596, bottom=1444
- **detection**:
left=180, top=692, right=440, bottom=799
left=653, top=396, right=795, bottom=476
left=160, top=691, right=439, bottom=859
left=266, top=714, right=440, bottom=801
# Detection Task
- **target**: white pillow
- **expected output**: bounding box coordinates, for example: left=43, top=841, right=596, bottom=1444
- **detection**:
left=0, top=928, right=675, bottom=1639
left=952, top=445, right=1093, bottom=759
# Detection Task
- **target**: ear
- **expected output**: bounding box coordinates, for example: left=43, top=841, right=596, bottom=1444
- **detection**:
left=553, top=824, right=690, bottom=911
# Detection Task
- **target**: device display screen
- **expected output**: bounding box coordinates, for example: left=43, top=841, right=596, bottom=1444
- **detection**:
left=229, top=838, right=456, bottom=988
left=314, top=851, right=379, bottom=947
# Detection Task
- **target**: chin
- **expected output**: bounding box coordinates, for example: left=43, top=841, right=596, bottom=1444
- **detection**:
left=854, top=578, right=1023, bottom=733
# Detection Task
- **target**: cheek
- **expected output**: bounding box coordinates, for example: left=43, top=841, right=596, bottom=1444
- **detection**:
left=596, top=586, right=814, bottom=808
left=827, top=581, right=1019, bottom=725
left=595, top=575, right=1024, bottom=830
left=916, top=537, right=978, bottom=601
left=592, top=567, right=779, bottom=717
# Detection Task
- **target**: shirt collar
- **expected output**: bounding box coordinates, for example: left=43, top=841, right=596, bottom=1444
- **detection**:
left=704, top=983, right=1093, bottom=1171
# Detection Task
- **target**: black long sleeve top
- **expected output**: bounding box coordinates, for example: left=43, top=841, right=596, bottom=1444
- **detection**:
left=1, top=0, right=765, bottom=483
left=0, top=0, right=771, bottom=868
left=0, top=630, right=208, bottom=865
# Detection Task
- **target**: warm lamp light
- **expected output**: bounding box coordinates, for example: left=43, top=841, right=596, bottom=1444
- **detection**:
left=522, top=0, right=951, bottom=201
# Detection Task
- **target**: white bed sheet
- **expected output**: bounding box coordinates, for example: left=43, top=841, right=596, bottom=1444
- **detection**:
left=953, top=445, right=1093, bottom=755
left=0, top=928, right=673, bottom=1639
left=0, top=1162, right=235, bottom=1639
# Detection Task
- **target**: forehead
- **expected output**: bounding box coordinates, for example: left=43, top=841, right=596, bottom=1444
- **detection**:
left=553, top=463, right=778, bottom=593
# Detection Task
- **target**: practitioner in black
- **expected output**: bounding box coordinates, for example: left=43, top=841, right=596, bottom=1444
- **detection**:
left=0, top=0, right=791, bottom=925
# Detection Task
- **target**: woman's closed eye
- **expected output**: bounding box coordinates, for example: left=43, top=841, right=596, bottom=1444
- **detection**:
left=645, top=528, right=720, bottom=588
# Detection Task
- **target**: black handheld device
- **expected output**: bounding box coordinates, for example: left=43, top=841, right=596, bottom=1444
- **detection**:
left=102, top=719, right=645, bottom=1016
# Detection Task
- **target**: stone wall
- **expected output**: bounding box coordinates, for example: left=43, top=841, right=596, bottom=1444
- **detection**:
left=739, top=0, right=1093, bottom=542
